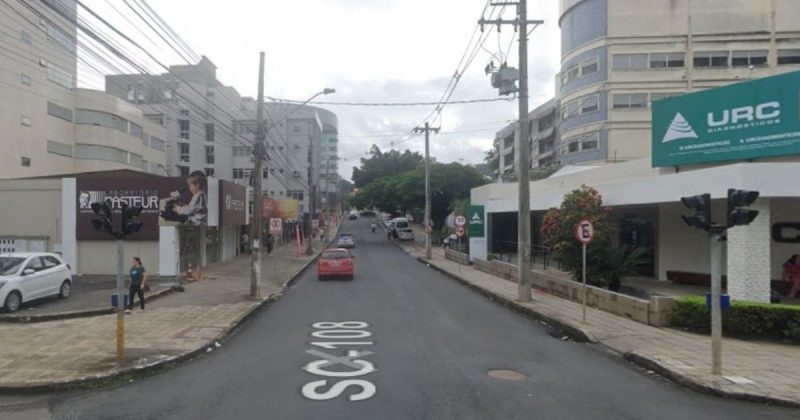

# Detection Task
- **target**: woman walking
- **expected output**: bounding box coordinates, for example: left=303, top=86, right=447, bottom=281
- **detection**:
left=126, top=257, right=148, bottom=313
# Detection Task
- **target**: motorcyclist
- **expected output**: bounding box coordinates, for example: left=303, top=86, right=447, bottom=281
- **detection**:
left=371, top=222, right=376, bottom=233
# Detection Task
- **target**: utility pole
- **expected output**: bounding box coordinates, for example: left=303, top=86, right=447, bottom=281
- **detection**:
left=414, top=122, right=440, bottom=260
left=480, top=0, right=543, bottom=302
left=251, top=52, right=266, bottom=298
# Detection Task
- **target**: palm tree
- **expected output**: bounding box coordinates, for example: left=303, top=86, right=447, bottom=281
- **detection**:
left=589, top=246, right=652, bottom=292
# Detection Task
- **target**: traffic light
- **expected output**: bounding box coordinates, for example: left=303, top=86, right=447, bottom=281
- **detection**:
left=727, top=189, right=759, bottom=227
left=121, top=203, right=144, bottom=235
left=680, top=193, right=711, bottom=231
left=90, top=201, right=113, bottom=234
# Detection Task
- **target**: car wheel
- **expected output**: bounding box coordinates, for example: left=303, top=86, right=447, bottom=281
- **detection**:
left=4, top=291, right=21, bottom=313
left=59, top=280, right=72, bottom=299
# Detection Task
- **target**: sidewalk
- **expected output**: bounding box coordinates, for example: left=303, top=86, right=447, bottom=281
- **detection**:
left=0, top=227, right=335, bottom=391
left=399, top=241, right=800, bottom=407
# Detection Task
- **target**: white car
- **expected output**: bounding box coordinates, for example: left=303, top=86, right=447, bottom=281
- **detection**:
left=0, top=253, right=73, bottom=313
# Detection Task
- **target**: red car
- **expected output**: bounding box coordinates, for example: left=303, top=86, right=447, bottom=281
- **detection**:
left=318, top=248, right=355, bottom=280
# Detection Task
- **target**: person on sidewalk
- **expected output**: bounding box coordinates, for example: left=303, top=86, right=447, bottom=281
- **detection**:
left=266, top=233, right=275, bottom=255
left=126, top=257, right=147, bottom=313
left=241, top=232, right=249, bottom=254
left=783, top=254, right=800, bottom=298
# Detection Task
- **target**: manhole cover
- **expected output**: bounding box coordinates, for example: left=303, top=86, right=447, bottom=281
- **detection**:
left=488, top=369, right=526, bottom=381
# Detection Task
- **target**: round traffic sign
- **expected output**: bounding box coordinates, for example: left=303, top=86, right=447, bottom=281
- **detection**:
left=269, top=218, right=282, bottom=234
left=575, top=219, right=594, bottom=245
left=455, top=226, right=465, bottom=237
left=455, top=215, right=467, bottom=227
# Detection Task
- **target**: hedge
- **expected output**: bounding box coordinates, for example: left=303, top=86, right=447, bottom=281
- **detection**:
left=669, top=296, right=800, bottom=344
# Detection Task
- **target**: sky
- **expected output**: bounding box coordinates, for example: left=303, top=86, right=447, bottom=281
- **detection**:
left=81, top=0, right=562, bottom=181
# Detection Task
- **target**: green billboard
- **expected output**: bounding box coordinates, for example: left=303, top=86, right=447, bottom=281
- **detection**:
left=467, top=205, right=484, bottom=238
left=652, top=70, right=800, bottom=167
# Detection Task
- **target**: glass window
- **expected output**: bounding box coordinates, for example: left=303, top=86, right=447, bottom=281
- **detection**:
left=129, top=153, right=143, bottom=168
left=179, top=143, right=190, bottom=163
left=581, top=133, right=599, bottom=150
left=129, top=123, right=143, bottom=139
left=567, top=64, right=579, bottom=82
left=613, top=54, right=648, bottom=70
left=650, top=53, right=684, bottom=68
left=778, top=49, right=800, bottom=65
left=205, top=146, right=215, bottom=165
left=75, top=144, right=129, bottom=164
left=0, top=257, right=26, bottom=275
left=650, top=92, right=680, bottom=105
left=46, top=22, right=76, bottom=52
left=567, top=142, right=579, bottom=153
left=150, top=136, right=165, bottom=151
left=47, top=140, right=73, bottom=157
left=43, top=256, right=61, bottom=268
left=179, top=119, right=190, bottom=139
left=205, top=168, right=215, bottom=177
left=732, top=50, right=768, bottom=67
left=581, top=58, right=598, bottom=75
left=694, top=51, right=728, bottom=68
left=613, top=94, right=648, bottom=109
left=47, top=102, right=73, bottom=122
left=21, top=157, right=31, bottom=167
left=25, top=257, right=44, bottom=272
left=205, top=123, right=215, bottom=142
left=580, top=95, right=599, bottom=114
left=177, top=165, right=189, bottom=177
left=46, top=62, right=74, bottom=89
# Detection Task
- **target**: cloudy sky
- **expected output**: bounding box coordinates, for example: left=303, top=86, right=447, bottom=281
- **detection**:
left=81, top=0, right=561, bottom=180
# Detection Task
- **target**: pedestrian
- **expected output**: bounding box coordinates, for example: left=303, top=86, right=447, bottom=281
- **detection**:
left=783, top=254, right=800, bottom=298
left=241, top=231, right=249, bottom=254
left=266, top=233, right=274, bottom=255
left=126, top=257, right=147, bottom=313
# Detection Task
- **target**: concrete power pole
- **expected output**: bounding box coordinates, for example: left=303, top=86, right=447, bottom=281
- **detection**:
left=480, top=0, right=543, bottom=302
left=251, top=52, right=266, bottom=297
left=414, top=122, right=440, bottom=260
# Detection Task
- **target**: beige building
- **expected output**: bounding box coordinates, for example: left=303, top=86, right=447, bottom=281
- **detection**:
left=0, top=0, right=166, bottom=178
left=557, top=0, right=800, bottom=166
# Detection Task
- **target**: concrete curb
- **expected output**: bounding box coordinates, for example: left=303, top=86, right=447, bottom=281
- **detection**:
left=0, top=286, right=180, bottom=323
left=408, top=248, right=800, bottom=409
left=0, top=248, right=325, bottom=395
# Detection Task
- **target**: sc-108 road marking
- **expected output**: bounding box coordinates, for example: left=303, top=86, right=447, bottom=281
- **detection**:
left=301, top=321, right=377, bottom=402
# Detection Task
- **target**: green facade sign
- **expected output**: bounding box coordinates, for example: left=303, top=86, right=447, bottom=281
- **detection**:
left=652, top=70, right=800, bottom=167
left=467, top=205, right=485, bottom=238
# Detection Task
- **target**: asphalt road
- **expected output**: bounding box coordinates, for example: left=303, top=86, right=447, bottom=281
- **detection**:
left=3, top=218, right=797, bottom=419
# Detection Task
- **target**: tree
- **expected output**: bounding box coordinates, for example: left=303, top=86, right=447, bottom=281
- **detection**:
left=540, top=185, right=614, bottom=286
left=351, top=146, right=423, bottom=188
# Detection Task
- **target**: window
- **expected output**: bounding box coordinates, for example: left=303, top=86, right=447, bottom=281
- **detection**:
left=21, top=73, right=31, bottom=85
left=129, top=123, right=143, bottom=139
left=21, top=115, right=31, bottom=126
left=20, top=30, right=31, bottom=44
left=205, top=123, right=215, bottom=142
left=179, top=119, right=190, bottom=139
left=567, top=142, right=579, bottom=153
left=581, top=58, right=599, bottom=76
left=563, top=132, right=600, bottom=154
left=180, top=109, right=189, bottom=117
left=205, top=168, right=215, bottom=177
left=126, top=84, right=135, bottom=101
left=46, top=22, right=75, bottom=52
left=177, top=165, right=190, bottom=177
left=129, top=153, right=143, bottom=168
left=732, top=50, right=768, bottom=67
left=205, top=146, right=215, bottom=165
left=649, top=53, right=685, bottom=69
left=25, top=257, right=43, bottom=272
left=179, top=143, right=190, bottom=163
left=778, top=49, right=800, bottom=65
left=75, top=144, right=129, bottom=164
left=567, top=64, right=579, bottom=82
left=263, top=169, right=269, bottom=179
left=562, top=57, right=599, bottom=86
left=288, top=190, right=304, bottom=200
left=233, top=168, right=245, bottom=179
left=580, top=95, right=599, bottom=114
left=293, top=125, right=302, bottom=133
left=612, top=93, right=648, bottom=109
left=42, top=256, right=60, bottom=268
left=233, top=146, right=252, bottom=157
left=142, top=159, right=149, bottom=172
left=47, top=102, right=73, bottom=122
left=46, top=62, right=74, bottom=89
left=581, top=133, right=599, bottom=150
left=47, top=140, right=72, bottom=157
left=613, top=54, right=648, bottom=70
left=694, top=51, right=728, bottom=68
left=75, top=110, right=127, bottom=132
left=21, top=157, right=31, bottom=167
left=150, top=136, right=165, bottom=151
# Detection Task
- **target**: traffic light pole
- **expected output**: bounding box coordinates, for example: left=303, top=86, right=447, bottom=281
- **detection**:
left=709, top=227, right=723, bottom=375
left=115, top=239, right=125, bottom=364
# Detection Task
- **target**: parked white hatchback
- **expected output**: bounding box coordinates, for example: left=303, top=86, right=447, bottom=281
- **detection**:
left=0, top=253, right=73, bottom=313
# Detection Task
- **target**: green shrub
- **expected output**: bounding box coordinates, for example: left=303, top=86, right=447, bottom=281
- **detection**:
left=669, top=296, right=800, bottom=344
left=487, top=253, right=497, bottom=261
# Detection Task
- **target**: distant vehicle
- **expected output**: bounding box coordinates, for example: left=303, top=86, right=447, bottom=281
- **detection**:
left=0, top=252, right=73, bottom=313
left=318, top=248, right=355, bottom=280
left=360, top=210, right=376, bottom=218
left=337, top=233, right=356, bottom=248
left=392, top=218, right=415, bottom=241
left=348, top=213, right=358, bottom=220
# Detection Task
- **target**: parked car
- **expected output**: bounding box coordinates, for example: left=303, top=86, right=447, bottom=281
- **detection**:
left=348, top=213, right=358, bottom=220
left=337, top=233, right=356, bottom=248
left=318, top=248, right=355, bottom=280
left=0, top=252, right=73, bottom=313
left=392, top=218, right=415, bottom=241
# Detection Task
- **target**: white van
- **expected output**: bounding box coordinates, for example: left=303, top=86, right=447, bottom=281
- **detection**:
left=391, top=218, right=415, bottom=241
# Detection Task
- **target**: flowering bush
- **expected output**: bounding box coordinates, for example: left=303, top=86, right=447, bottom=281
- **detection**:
left=541, top=185, right=615, bottom=286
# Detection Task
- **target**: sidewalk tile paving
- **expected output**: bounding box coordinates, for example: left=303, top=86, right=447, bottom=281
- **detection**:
left=399, top=241, right=800, bottom=407
left=0, top=226, right=335, bottom=390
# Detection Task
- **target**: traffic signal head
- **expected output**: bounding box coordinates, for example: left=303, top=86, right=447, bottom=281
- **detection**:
left=90, top=201, right=113, bottom=234
left=680, top=193, right=711, bottom=231
left=121, top=203, right=144, bottom=235
left=727, top=189, right=760, bottom=227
